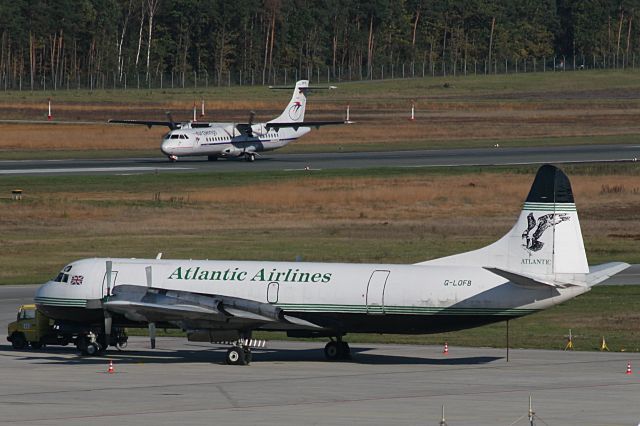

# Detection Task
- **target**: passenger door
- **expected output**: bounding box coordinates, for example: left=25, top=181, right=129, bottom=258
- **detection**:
left=366, top=270, right=390, bottom=314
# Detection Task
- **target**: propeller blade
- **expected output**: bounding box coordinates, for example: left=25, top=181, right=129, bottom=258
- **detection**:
left=104, top=312, right=112, bottom=346
left=165, top=112, right=178, bottom=130
left=149, top=322, right=156, bottom=349
left=145, top=266, right=152, bottom=288
left=105, top=261, right=112, bottom=297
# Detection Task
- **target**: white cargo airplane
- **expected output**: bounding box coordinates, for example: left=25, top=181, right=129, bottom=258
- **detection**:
left=109, top=80, right=347, bottom=162
left=34, top=165, right=628, bottom=364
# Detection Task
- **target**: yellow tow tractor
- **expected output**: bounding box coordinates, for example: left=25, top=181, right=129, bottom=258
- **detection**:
left=7, top=304, right=71, bottom=349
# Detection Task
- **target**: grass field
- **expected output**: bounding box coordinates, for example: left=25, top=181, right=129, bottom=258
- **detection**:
left=1, top=73, right=639, bottom=351
left=2, top=70, right=640, bottom=158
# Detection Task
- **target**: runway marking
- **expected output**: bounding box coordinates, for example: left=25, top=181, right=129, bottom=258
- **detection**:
left=0, top=167, right=192, bottom=175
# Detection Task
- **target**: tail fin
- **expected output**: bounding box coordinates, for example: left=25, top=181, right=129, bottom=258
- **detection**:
left=418, top=165, right=590, bottom=283
left=269, top=80, right=308, bottom=123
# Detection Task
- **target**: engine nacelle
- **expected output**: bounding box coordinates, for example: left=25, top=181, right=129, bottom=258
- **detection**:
left=221, top=146, right=243, bottom=157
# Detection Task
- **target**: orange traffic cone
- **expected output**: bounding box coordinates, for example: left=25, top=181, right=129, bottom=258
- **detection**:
left=443, top=342, right=449, bottom=355
left=626, top=361, right=632, bottom=375
left=108, top=360, right=114, bottom=374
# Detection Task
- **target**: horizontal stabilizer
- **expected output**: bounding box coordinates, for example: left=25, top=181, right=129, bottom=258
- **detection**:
left=265, top=120, right=348, bottom=131
left=586, top=262, right=630, bottom=287
left=483, top=267, right=585, bottom=289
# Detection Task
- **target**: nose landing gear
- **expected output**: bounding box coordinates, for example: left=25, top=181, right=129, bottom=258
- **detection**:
left=168, top=155, right=178, bottom=162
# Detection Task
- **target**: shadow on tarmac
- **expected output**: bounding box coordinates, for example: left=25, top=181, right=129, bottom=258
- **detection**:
left=0, top=343, right=501, bottom=366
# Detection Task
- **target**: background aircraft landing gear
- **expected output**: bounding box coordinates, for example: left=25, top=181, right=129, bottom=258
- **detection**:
left=324, top=338, right=351, bottom=361
left=207, top=155, right=219, bottom=161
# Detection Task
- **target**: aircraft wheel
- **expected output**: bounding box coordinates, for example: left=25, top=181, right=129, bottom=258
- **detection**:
left=246, top=153, right=256, bottom=162
left=340, top=342, right=351, bottom=359
left=85, top=342, right=99, bottom=356
left=244, top=348, right=252, bottom=364
left=324, top=341, right=343, bottom=361
left=207, top=155, right=219, bottom=161
left=10, top=332, right=27, bottom=350
left=226, top=347, right=247, bottom=365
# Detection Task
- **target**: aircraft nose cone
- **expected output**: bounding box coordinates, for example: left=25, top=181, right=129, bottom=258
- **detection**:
left=161, top=139, right=172, bottom=155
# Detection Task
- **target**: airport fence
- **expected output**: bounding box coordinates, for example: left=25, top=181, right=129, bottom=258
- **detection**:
left=1, top=53, right=639, bottom=92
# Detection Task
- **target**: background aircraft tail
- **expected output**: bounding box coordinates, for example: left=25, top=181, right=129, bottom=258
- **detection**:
left=417, top=165, right=619, bottom=286
left=269, top=80, right=308, bottom=124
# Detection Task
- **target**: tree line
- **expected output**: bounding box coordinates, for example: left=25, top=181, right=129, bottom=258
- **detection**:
left=1, top=0, right=639, bottom=90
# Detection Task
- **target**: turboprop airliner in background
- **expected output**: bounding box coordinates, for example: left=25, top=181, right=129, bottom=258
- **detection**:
left=34, top=165, right=628, bottom=365
left=109, top=80, right=348, bottom=162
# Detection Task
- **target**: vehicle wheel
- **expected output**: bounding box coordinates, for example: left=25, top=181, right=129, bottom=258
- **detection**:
left=226, top=347, right=246, bottom=365
left=324, top=341, right=343, bottom=361
left=207, top=155, right=219, bottom=161
left=116, top=341, right=128, bottom=351
left=246, top=153, right=255, bottom=162
left=30, top=341, right=43, bottom=350
left=10, top=333, right=27, bottom=350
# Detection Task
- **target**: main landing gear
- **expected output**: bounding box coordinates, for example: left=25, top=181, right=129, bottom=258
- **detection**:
left=244, top=152, right=256, bottom=162
left=168, top=155, right=178, bottom=162
left=324, top=337, right=351, bottom=361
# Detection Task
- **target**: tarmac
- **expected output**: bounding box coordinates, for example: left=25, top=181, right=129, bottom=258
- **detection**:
left=1, top=337, right=640, bottom=425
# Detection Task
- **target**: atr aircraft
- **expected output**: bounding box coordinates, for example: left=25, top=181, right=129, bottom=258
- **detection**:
left=34, top=165, right=628, bottom=365
left=109, top=80, right=348, bottom=162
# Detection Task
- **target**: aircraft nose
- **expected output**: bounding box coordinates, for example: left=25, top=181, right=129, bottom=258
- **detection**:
left=161, top=139, right=172, bottom=155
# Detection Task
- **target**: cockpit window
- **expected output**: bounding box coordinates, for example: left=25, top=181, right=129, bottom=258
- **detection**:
left=54, top=272, right=70, bottom=283
left=170, top=134, right=180, bottom=139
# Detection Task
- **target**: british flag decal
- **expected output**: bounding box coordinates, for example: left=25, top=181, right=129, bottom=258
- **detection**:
left=70, top=275, right=84, bottom=285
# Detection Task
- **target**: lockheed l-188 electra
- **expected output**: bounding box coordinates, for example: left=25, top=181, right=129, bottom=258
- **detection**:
left=34, top=165, right=628, bottom=365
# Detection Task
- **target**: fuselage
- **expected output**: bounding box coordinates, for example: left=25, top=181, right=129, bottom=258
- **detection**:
left=160, top=123, right=310, bottom=159
left=35, top=257, right=589, bottom=335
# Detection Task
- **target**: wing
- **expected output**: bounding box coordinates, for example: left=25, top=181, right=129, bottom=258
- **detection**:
left=104, top=285, right=322, bottom=330
left=265, top=120, right=349, bottom=131
left=108, top=119, right=179, bottom=130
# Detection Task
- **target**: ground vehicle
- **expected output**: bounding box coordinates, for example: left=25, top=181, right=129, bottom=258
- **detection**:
left=7, top=304, right=127, bottom=354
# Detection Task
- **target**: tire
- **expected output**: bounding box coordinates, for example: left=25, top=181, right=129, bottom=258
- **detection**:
left=85, top=342, right=99, bottom=356
left=226, top=347, right=246, bottom=365
left=244, top=348, right=252, bottom=365
left=10, top=333, right=27, bottom=350
left=340, top=342, right=351, bottom=360
left=324, top=341, right=343, bottom=361
left=30, top=341, right=43, bottom=350
left=207, top=155, right=219, bottom=161
left=246, top=153, right=255, bottom=162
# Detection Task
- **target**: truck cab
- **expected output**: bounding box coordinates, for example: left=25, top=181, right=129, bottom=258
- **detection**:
left=7, top=304, right=65, bottom=349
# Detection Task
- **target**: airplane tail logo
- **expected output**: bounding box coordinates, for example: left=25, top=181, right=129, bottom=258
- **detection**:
left=270, top=80, right=308, bottom=124
left=416, top=165, right=589, bottom=277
